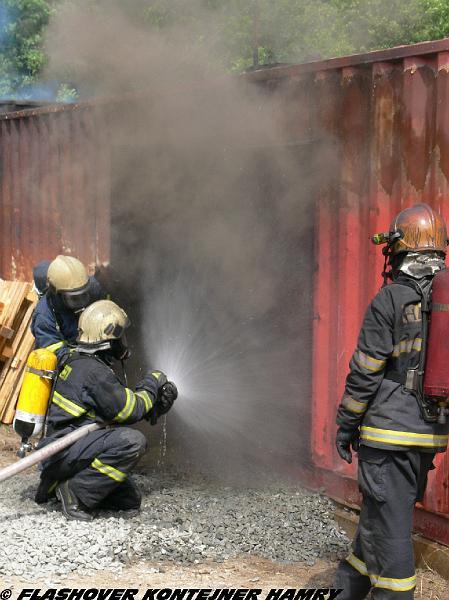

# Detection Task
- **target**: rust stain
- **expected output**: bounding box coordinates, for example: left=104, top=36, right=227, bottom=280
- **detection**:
left=402, top=59, right=436, bottom=191
left=373, top=64, right=401, bottom=195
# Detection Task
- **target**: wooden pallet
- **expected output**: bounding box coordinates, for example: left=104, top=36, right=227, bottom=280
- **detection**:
left=0, top=282, right=37, bottom=424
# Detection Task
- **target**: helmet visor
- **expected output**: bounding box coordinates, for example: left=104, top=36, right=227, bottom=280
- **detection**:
left=62, top=283, right=92, bottom=312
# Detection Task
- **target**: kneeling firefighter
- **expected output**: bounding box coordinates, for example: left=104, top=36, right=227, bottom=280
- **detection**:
left=334, top=203, right=449, bottom=599
left=35, top=299, right=177, bottom=521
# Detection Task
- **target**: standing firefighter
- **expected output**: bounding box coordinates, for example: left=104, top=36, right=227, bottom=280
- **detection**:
left=334, top=204, right=449, bottom=599
left=35, top=299, right=177, bottom=521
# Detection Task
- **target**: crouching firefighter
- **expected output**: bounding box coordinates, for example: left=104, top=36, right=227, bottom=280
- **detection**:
left=31, top=255, right=104, bottom=361
left=35, top=299, right=177, bottom=521
left=334, top=203, right=449, bottom=599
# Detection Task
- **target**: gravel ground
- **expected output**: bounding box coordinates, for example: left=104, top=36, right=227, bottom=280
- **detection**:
left=0, top=466, right=349, bottom=584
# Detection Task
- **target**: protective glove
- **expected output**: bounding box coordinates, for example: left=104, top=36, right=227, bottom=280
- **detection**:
left=148, top=381, right=178, bottom=425
left=335, top=427, right=360, bottom=464
left=157, top=381, right=178, bottom=415
left=136, top=370, right=167, bottom=395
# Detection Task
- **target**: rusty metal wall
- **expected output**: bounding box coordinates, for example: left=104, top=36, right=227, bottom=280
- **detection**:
left=0, top=104, right=111, bottom=280
left=4, top=37, right=449, bottom=543
left=246, top=38, right=449, bottom=544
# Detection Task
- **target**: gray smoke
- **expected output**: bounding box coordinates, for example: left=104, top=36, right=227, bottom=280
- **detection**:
left=43, top=1, right=326, bottom=483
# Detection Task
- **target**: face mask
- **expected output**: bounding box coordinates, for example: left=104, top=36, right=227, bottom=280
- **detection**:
left=61, top=282, right=92, bottom=312
left=110, top=337, right=131, bottom=361
left=399, top=252, right=446, bottom=279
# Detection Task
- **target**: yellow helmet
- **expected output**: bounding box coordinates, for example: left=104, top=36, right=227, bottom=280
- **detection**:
left=389, top=203, right=447, bottom=256
left=47, top=255, right=89, bottom=291
left=78, top=300, right=130, bottom=345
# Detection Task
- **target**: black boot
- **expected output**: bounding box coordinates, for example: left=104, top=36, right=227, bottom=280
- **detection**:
left=55, top=480, right=94, bottom=522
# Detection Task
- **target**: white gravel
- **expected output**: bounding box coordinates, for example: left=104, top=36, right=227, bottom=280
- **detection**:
left=0, top=468, right=349, bottom=583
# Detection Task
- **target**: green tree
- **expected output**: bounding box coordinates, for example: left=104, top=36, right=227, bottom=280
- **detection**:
left=0, top=0, right=53, bottom=97
left=5, top=0, right=449, bottom=98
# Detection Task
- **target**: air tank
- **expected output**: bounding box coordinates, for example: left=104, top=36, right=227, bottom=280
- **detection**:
left=424, top=268, right=449, bottom=399
left=13, top=348, right=57, bottom=452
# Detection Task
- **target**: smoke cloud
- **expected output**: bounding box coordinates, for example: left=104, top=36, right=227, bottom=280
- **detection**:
left=42, top=1, right=329, bottom=484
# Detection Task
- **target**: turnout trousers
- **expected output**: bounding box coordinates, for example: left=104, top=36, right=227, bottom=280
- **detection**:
left=36, top=427, right=147, bottom=510
left=334, top=446, right=435, bottom=599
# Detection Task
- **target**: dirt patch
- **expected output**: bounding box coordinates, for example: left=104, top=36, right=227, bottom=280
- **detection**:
left=1, top=557, right=449, bottom=599
left=0, top=424, right=19, bottom=466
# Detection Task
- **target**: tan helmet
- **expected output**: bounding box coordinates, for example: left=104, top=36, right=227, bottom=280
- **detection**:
left=78, top=300, right=130, bottom=344
left=47, top=255, right=89, bottom=291
left=389, top=203, right=447, bottom=256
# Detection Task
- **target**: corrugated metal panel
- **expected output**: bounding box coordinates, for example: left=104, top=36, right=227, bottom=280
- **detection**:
left=3, top=38, right=449, bottom=543
left=0, top=106, right=111, bottom=280
left=246, top=37, right=449, bottom=543
left=281, top=44, right=449, bottom=541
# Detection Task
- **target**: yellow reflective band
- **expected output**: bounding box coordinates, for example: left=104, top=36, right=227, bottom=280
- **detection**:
left=353, top=349, right=386, bottom=373
left=136, top=390, right=153, bottom=413
left=341, top=394, right=367, bottom=414
left=152, top=371, right=162, bottom=380
left=59, top=365, right=72, bottom=381
left=392, top=338, right=422, bottom=357
left=346, top=554, right=416, bottom=592
left=361, top=426, right=449, bottom=448
left=371, top=574, right=416, bottom=592
left=346, top=553, right=368, bottom=576
left=52, top=391, right=86, bottom=418
left=113, top=388, right=136, bottom=423
left=91, top=458, right=126, bottom=483
left=48, top=481, right=58, bottom=494
left=46, top=341, right=65, bottom=353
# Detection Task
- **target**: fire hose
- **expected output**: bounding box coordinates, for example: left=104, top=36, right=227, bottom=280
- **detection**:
left=0, top=422, right=104, bottom=483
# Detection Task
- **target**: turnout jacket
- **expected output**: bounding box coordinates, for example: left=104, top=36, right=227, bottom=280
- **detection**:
left=31, top=278, right=105, bottom=358
left=44, top=352, right=158, bottom=442
left=31, top=294, right=79, bottom=358
left=336, top=275, right=449, bottom=452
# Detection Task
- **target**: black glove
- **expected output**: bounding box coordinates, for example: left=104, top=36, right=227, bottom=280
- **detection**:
left=335, top=427, right=360, bottom=464
left=146, top=377, right=177, bottom=425
left=157, top=381, right=178, bottom=416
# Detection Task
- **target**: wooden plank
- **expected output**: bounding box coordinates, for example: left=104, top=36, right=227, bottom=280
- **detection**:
left=0, top=282, right=37, bottom=422
left=0, top=325, right=14, bottom=340
left=1, top=329, right=35, bottom=423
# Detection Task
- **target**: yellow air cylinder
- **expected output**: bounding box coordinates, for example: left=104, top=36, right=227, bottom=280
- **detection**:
left=13, top=348, right=57, bottom=443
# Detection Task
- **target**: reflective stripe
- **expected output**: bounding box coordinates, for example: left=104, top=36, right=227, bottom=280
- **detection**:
left=346, top=553, right=368, bottom=576
left=91, top=458, right=127, bottom=483
left=136, top=390, right=153, bottom=413
left=113, top=388, right=136, bottom=423
left=346, top=554, right=416, bottom=592
left=361, top=426, right=449, bottom=448
left=392, top=338, right=422, bottom=357
left=52, top=391, right=86, bottom=418
left=46, top=341, right=65, bottom=353
left=371, top=574, right=416, bottom=592
left=151, top=371, right=162, bottom=380
left=341, top=394, right=367, bottom=414
left=48, top=481, right=58, bottom=494
left=353, top=349, right=386, bottom=373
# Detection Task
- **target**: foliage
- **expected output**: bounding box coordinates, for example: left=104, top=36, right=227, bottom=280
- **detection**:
left=4, top=0, right=449, bottom=98
left=0, top=0, right=53, bottom=97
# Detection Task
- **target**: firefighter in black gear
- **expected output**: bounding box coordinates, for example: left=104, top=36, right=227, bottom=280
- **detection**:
left=334, top=204, right=449, bottom=599
left=35, top=299, right=177, bottom=521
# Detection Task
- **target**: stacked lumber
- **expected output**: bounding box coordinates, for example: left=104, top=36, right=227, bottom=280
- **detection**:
left=0, top=281, right=37, bottom=424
